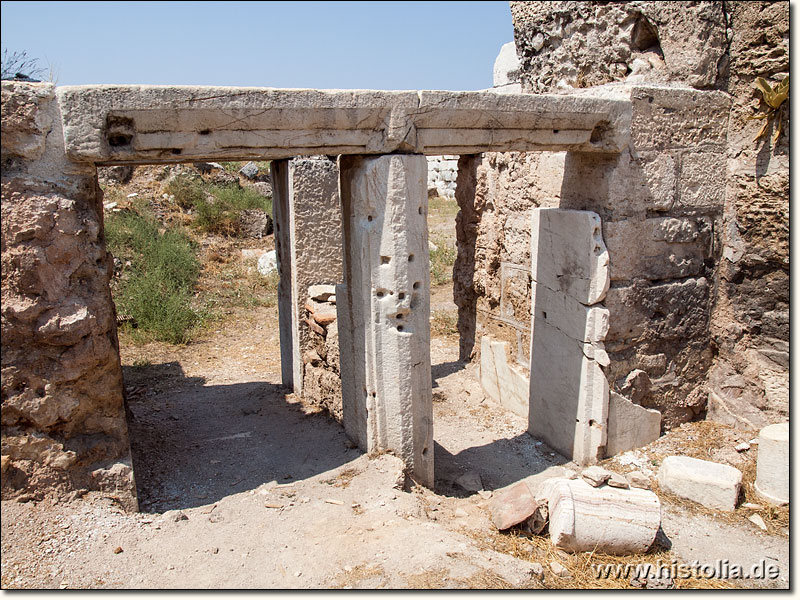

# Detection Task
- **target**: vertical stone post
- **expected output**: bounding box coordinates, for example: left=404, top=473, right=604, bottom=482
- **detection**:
left=1, top=82, right=136, bottom=509
left=271, top=157, right=342, bottom=395
left=337, top=154, right=434, bottom=487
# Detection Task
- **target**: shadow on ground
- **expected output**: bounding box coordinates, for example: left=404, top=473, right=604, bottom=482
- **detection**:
left=125, top=362, right=359, bottom=513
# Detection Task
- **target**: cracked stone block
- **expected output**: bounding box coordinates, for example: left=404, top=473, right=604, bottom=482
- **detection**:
left=606, top=392, right=661, bottom=456
left=530, top=208, right=609, bottom=305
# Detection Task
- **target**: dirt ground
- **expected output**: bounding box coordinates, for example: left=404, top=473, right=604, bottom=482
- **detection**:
left=0, top=290, right=789, bottom=589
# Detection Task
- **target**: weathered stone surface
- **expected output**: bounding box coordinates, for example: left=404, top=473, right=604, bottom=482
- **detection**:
left=338, top=154, right=433, bottom=487
left=510, top=1, right=728, bottom=93
left=604, top=217, right=712, bottom=282
left=272, top=157, right=342, bottom=396
left=479, top=336, right=529, bottom=418
left=546, top=478, right=661, bottom=555
left=606, top=392, right=661, bottom=457
left=607, top=472, right=630, bottom=489
left=626, top=470, right=651, bottom=490
left=455, top=470, right=483, bottom=493
left=658, top=456, right=742, bottom=511
left=56, top=86, right=628, bottom=163
left=308, top=284, right=336, bottom=302
left=530, top=208, right=609, bottom=305
left=755, top=423, right=789, bottom=506
left=1, top=81, right=136, bottom=509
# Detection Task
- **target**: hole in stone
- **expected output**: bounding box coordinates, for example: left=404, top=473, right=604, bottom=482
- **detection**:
left=372, top=392, right=376, bottom=398
left=368, top=215, right=373, bottom=222
left=397, top=325, right=404, bottom=332
left=542, top=311, right=547, bottom=319
left=171, top=148, right=182, bottom=155
left=553, top=129, right=559, bottom=134
left=408, top=254, right=414, bottom=262
left=398, top=292, right=405, bottom=300
left=631, top=15, right=661, bottom=53
left=377, top=291, right=385, bottom=298
left=589, top=419, right=597, bottom=426
left=396, top=314, right=404, bottom=320
left=381, top=256, right=391, bottom=265
left=107, top=134, right=132, bottom=147
left=36, top=387, right=45, bottom=398
left=422, top=447, right=429, bottom=457
left=413, top=282, right=420, bottom=289
left=590, top=121, right=611, bottom=144
left=199, top=129, right=211, bottom=136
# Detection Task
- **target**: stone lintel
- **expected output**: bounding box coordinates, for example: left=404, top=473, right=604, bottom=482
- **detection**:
left=55, top=85, right=629, bottom=163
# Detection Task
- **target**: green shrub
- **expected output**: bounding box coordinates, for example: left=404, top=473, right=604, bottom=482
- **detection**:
left=429, top=235, right=457, bottom=286
left=164, top=175, right=272, bottom=236
left=105, top=209, right=201, bottom=344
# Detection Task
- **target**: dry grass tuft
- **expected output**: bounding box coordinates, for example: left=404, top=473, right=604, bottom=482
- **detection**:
left=332, top=563, right=386, bottom=589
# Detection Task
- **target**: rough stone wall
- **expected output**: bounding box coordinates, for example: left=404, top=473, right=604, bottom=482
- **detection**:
left=426, top=155, right=459, bottom=198
left=1, top=82, right=136, bottom=508
left=510, top=1, right=728, bottom=92
left=707, top=1, right=789, bottom=428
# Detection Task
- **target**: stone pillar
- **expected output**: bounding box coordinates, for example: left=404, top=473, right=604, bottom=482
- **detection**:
left=528, top=208, right=611, bottom=466
left=337, top=154, right=434, bottom=487
left=271, top=157, right=342, bottom=395
left=1, top=82, right=136, bottom=509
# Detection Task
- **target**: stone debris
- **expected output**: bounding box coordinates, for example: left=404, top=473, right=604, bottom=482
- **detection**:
left=581, top=466, right=612, bottom=487
left=529, top=562, right=544, bottom=581
left=755, top=423, right=789, bottom=506
left=308, top=284, right=336, bottom=302
left=113, top=546, right=123, bottom=554
left=546, top=478, right=661, bottom=555
left=257, top=250, right=277, bottom=275
left=562, top=468, right=578, bottom=480
left=325, top=499, right=344, bottom=506
left=454, top=508, right=469, bottom=518
left=748, top=514, right=768, bottom=531
left=239, top=162, right=259, bottom=179
left=305, top=299, right=337, bottom=326
left=657, top=456, right=742, bottom=511
left=607, top=472, right=630, bottom=489
left=625, top=471, right=651, bottom=490
left=550, top=561, right=570, bottom=578
left=455, top=471, right=483, bottom=493
left=734, top=441, right=751, bottom=452
left=488, top=482, right=538, bottom=530
left=742, top=502, right=762, bottom=510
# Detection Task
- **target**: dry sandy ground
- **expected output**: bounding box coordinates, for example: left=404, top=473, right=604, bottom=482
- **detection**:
left=1, top=296, right=789, bottom=589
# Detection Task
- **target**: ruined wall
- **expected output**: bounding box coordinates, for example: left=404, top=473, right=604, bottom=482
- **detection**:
left=465, top=1, right=788, bottom=431
left=707, top=1, right=789, bottom=428
left=1, top=82, right=136, bottom=508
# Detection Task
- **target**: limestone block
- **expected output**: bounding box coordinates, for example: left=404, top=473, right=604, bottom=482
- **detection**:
left=678, top=152, right=727, bottom=209
left=493, top=42, right=521, bottom=87
left=603, top=217, right=711, bottom=282
left=546, top=478, right=661, bottom=555
left=606, top=392, right=661, bottom=457
left=755, top=423, right=789, bottom=506
left=528, top=308, right=609, bottom=465
left=630, top=86, right=730, bottom=151
left=338, top=154, right=433, bottom=487
left=479, top=336, right=529, bottom=418
left=530, top=208, right=609, bottom=305
left=56, top=85, right=629, bottom=162
left=657, top=456, right=742, bottom=511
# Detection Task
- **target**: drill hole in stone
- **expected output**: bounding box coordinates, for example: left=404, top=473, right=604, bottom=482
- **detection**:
left=418, top=206, right=423, bottom=215
left=396, top=314, right=404, bottom=320
left=398, top=292, right=405, bottom=300
left=408, top=254, right=414, bottom=262
left=381, top=256, right=391, bottom=265
left=397, top=325, right=404, bottom=332
left=413, top=282, right=420, bottom=289
left=377, top=291, right=385, bottom=298
left=368, top=215, right=373, bottom=222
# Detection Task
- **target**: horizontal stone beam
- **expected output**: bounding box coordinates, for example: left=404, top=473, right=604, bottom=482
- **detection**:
left=56, top=86, right=630, bottom=163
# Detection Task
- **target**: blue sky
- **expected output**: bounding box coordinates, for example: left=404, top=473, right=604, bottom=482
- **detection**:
left=1, top=1, right=514, bottom=89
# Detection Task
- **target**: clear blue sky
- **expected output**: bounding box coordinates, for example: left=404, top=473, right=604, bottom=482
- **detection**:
left=1, top=1, right=513, bottom=89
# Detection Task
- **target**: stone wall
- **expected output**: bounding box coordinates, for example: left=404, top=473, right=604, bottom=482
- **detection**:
left=426, top=155, right=459, bottom=198
left=1, top=82, right=136, bottom=508
left=465, top=1, right=788, bottom=432
left=706, top=1, right=789, bottom=429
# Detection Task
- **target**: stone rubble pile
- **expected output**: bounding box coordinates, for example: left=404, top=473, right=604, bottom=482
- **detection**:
left=301, top=285, right=343, bottom=421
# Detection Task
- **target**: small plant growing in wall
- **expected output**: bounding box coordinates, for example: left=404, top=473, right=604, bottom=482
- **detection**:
left=749, top=75, right=789, bottom=144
